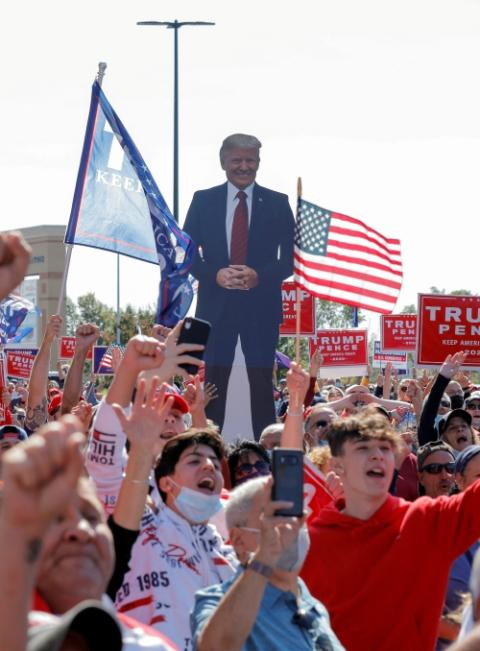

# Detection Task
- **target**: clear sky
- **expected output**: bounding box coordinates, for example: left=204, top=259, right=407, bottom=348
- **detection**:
left=2, top=0, right=480, bottom=334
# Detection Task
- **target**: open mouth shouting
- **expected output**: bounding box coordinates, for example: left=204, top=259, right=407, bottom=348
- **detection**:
left=366, top=467, right=386, bottom=479
left=197, top=476, right=216, bottom=494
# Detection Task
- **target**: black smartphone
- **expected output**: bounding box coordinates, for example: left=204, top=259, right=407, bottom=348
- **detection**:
left=176, top=317, right=211, bottom=376
left=271, top=449, right=304, bottom=517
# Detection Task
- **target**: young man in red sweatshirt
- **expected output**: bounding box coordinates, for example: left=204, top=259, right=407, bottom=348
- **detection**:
left=300, top=407, right=480, bottom=651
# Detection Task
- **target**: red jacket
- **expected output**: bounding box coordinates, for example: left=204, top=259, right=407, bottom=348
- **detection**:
left=301, top=481, right=480, bottom=651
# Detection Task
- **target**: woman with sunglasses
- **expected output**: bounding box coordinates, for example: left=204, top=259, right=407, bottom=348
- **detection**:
left=227, top=441, right=271, bottom=488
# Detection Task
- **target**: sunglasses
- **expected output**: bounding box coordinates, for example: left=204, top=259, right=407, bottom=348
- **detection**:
left=421, top=462, right=455, bottom=475
left=440, top=401, right=451, bottom=408
left=467, top=403, right=480, bottom=410
left=236, top=460, right=270, bottom=475
left=313, top=419, right=329, bottom=428
left=399, top=386, right=408, bottom=392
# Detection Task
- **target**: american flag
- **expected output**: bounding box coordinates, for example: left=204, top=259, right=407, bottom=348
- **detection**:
left=293, top=200, right=402, bottom=314
left=98, top=344, right=125, bottom=374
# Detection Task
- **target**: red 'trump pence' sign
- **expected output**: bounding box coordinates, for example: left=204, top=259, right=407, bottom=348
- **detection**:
left=380, top=314, right=417, bottom=352
left=417, top=294, right=480, bottom=368
left=5, top=348, right=38, bottom=379
left=279, top=282, right=315, bottom=336
left=59, top=336, right=93, bottom=360
left=309, top=329, right=368, bottom=373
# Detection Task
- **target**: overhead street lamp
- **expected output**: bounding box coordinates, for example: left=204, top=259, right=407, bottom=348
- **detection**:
left=137, top=20, right=215, bottom=222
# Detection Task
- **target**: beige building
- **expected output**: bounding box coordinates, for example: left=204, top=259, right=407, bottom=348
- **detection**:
left=9, top=225, right=67, bottom=346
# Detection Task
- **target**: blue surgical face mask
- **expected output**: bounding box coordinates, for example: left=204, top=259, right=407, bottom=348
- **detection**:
left=170, top=480, right=222, bottom=524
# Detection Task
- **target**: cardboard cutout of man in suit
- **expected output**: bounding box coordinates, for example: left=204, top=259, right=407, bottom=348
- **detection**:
left=183, top=134, right=294, bottom=439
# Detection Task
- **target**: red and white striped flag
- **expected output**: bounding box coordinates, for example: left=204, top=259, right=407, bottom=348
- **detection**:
left=293, top=199, right=402, bottom=314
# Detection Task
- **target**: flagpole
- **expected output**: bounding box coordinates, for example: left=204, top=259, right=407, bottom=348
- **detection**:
left=116, top=253, right=121, bottom=344
left=57, top=62, right=108, bottom=318
left=295, top=177, right=302, bottom=364
left=136, top=20, right=215, bottom=222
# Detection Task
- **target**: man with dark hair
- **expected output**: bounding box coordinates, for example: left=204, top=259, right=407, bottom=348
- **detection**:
left=301, top=406, right=480, bottom=651
left=110, top=386, right=237, bottom=651
left=183, top=133, right=295, bottom=439
left=154, top=428, right=225, bottom=500
left=227, top=440, right=271, bottom=487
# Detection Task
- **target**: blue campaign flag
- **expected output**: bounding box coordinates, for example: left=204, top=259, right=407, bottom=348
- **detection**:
left=0, top=295, right=34, bottom=345
left=65, top=81, right=195, bottom=326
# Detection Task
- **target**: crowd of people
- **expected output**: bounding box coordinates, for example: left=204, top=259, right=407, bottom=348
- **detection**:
left=2, top=142, right=480, bottom=649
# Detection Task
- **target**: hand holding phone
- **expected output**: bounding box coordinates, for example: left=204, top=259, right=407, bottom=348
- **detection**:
left=176, top=317, right=211, bottom=376
left=271, top=449, right=304, bottom=517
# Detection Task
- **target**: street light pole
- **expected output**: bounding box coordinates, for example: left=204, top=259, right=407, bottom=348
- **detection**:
left=137, top=19, right=215, bottom=222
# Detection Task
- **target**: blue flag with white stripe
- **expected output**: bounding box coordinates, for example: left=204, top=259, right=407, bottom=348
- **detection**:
left=65, top=81, right=195, bottom=326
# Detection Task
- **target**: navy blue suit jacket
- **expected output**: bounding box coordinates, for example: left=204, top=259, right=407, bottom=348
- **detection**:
left=183, top=182, right=295, bottom=325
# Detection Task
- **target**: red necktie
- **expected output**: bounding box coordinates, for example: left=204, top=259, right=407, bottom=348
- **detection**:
left=230, top=190, right=248, bottom=265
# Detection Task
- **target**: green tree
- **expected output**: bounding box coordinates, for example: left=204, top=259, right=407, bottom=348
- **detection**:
left=69, top=293, right=157, bottom=345
left=316, top=300, right=364, bottom=329
left=65, top=297, right=80, bottom=335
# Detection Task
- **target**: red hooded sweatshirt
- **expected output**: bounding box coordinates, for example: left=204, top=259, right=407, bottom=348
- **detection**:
left=301, top=480, right=480, bottom=651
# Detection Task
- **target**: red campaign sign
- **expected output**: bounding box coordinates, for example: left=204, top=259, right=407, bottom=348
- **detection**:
left=279, top=282, right=315, bottom=336
left=59, top=336, right=93, bottom=360
left=417, top=294, right=480, bottom=368
left=380, top=314, right=417, bottom=352
left=6, top=348, right=38, bottom=379
left=309, top=329, right=368, bottom=368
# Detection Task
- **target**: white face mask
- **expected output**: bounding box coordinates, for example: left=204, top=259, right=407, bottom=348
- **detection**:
left=169, top=480, right=222, bottom=524
left=240, top=525, right=310, bottom=573
left=276, top=525, right=310, bottom=572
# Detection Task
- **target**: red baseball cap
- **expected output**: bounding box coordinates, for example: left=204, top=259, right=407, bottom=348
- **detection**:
left=48, top=393, right=63, bottom=416
left=164, top=385, right=189, bottom=414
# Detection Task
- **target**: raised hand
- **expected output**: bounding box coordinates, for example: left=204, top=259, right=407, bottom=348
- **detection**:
left=253, top=477, right=304, bottom=569
left=406, top=380, right=423, bottom=404
left=158, top=321, right=205, bottom=380
left=70, top=401, right=93, bottom=434
left=440, top=351, right=467, bottom=380
left=111, top=347, right=123, bottom=374
left=0, top=416, right=85, bottom=535
left=152, top=324, right=172, bottom=343
left=112, top=378, right=175, bottom=461
left=309, top=348, right=324, bottom=378
left=75, top=323, right=100, bottom=352
left=122, top=335, right=166, bottom=374
left=203, top=382, right=218, bottom=408
left=0, top=231, right=31, bottom=301
left=183, top=375, right=205, bottom=413
left=44, top=314, right=63, bottom=342
left=286, top=362, right=310, bottom=412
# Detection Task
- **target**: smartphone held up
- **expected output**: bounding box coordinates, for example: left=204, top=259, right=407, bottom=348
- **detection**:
left=271, top=448, right=304, bottom=517
left=177, top=317, right=211, bottom=376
